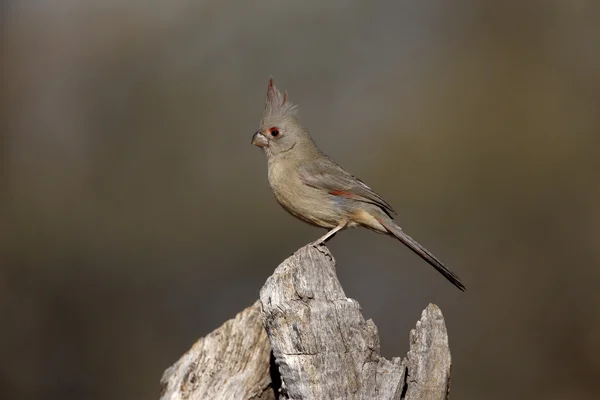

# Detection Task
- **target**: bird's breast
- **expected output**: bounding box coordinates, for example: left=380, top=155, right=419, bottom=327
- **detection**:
left=267, top=161, right=341, bottom=229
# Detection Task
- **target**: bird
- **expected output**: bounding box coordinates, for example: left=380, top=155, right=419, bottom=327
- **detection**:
left=251, top=78, right=465, bottom=291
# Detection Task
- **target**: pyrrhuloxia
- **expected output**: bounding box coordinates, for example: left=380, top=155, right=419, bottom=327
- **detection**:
left=252, top=78, right=465, bottom=291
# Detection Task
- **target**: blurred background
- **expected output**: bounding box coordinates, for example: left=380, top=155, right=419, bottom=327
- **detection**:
left=2, top=1, right=600, bottom=399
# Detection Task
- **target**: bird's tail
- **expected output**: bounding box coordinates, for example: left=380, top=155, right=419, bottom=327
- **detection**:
left=375, top=216, right=466, bottom=291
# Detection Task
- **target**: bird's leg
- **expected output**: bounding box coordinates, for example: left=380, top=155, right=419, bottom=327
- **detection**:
left=312, top=221, right=347, bottom=246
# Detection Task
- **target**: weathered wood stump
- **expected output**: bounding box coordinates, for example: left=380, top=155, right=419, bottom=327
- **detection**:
left=160, top=244, right=452, bottom=400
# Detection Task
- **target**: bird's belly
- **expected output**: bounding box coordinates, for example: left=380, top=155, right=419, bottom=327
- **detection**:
left=273, top=187, right=341, bottom=229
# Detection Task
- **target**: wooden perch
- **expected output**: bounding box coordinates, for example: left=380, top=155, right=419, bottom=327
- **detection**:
left=159, top=301, right=274, bottom=400
left=160, top=244, right=452, bottom=400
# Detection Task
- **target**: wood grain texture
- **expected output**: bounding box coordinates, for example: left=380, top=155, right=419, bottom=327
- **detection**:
left=260, top=244, right=406, bottom=399
left=159, top=301, right=275, bottom=400
left=160, top=243, right=452, bottom=399
left=405, top=304, right=452, bottom=400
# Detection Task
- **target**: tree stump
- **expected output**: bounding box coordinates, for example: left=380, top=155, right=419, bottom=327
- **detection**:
left=160, top=244, right=452, bottom=400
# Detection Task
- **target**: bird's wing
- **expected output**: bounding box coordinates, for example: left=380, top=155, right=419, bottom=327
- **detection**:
left=298, top=157, right=396, bottom=215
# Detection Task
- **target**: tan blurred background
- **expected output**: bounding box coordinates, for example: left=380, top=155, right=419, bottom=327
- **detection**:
left=2, top=1, right=600, bottom=399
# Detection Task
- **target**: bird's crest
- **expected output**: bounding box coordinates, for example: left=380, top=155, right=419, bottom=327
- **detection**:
left=263, top=77, right=298, bottom=121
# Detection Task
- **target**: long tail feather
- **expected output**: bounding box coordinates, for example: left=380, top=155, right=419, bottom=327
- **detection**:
left=376, top=217, right=466, bottom=291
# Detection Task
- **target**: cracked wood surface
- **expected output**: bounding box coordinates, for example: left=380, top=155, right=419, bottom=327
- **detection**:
left=160, top=244, right=452, bottom=399
left=159, top=301, right=275, bottom=400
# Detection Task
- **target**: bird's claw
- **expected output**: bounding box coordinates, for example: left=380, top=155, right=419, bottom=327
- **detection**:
left=309, top=239, right=325, bottom=247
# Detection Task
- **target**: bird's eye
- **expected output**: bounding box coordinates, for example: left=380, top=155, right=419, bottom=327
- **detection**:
left=269, top=128, right=280, bottom=137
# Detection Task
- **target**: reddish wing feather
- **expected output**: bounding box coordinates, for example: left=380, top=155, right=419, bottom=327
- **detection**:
left=298, top=158, right=396, bottom=215
left=329, top=189, right=359, bottom=199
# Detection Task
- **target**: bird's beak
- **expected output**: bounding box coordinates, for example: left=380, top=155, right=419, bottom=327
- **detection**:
left=251, top=131, right=269, bottom=148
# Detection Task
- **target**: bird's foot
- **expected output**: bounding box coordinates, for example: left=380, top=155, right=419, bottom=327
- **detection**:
left=309, top=238, right=326, bottom=248
left=309, top=222, right=347, bottom=247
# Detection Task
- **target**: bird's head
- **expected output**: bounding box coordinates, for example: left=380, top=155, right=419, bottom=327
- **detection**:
left=252, top=78, right=313, bottom=158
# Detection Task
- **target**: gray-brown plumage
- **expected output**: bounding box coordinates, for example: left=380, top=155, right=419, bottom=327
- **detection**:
left=252, top=78, right=465, bottom=291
